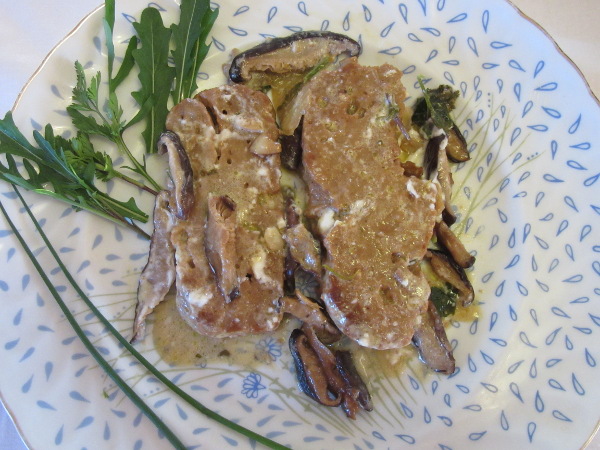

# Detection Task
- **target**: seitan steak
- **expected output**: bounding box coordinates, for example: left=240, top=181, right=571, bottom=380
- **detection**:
left=165, top=84, right=285, bottom=338
left=298, top=59, right=444, bottom=349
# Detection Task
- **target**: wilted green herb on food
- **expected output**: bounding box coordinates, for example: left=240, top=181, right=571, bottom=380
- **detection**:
left=412, top=77, right=459, bottom=136
left=430, top=284, right=459, bottom=317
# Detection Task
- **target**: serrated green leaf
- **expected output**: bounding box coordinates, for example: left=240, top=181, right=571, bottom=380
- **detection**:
left=132, top=7, right=175, bottom=153
left=67, top=106, right=112, bottom=138
left=0, top=112, right=44, bottom=164
left=171, top=0, right=210, bottom=103
left=181, top=6, right=218, bottom=100
left=111, top=36, right=138, bottom=91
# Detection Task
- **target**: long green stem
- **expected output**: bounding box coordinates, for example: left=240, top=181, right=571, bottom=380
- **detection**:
left=114, top=134, right=162, bottom=192
left=7, top=185, right=288, bottom=450
left=23, top=186, right=150, bottom=239
left=0, top=190, right=186, bottom=449
left=104, top=164, right=158, bottom=195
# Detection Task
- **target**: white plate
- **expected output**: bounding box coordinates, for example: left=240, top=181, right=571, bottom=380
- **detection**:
left=1, top=0, right=599, bottom=448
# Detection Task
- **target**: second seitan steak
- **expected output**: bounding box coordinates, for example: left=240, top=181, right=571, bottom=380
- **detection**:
left=298, top=59, right=444, bottom=349
left=165, top=84, right=285, bottom=338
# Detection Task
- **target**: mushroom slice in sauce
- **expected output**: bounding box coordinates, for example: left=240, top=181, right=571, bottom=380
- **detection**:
left=279, top=117, right=303, bottom=170
left=205, top=194, right=239, bottom=302
left=446, top=123, right=470, bottom=163
left=302, top=325, right=361, bottom=419
left=412, top=300, right=456, bottom=374
left=229, top=31, right=361, bottom=84
left=283, top=222, right=322, bottom=275
left=435, top=221, right=475, bottom=269
left=289, top=328, right=341, bottom=407
left=132, top=191, right=176, bottom=343
left=426, top=249, right=474, bottom=306
left=335, top=350, right=373, bottom=412
left=157, top=131, right=194, bottom=220
left=282, top=290, right=341, bottom=343
left=424, top=130, right=456, bottom=225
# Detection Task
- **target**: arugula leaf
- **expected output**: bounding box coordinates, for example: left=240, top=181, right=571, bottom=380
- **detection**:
left=170, top=0, right=218, bottom=104
left=103, top=0, right=116, bottom=80
left=111, top=36, right=138, bottom=90
left=184, top=5, right=219, bottom=98
left=132, top=7, right=175, bottom=154
left=413, top=77, right=459, bottom=136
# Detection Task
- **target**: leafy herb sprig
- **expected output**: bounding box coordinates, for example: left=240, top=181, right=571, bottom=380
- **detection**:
left=132, top=0, right=219, bottom=153
left=0, top=0, right=219, bottom=237
left=0, top=112, right=150, bottom=238
left=0, top=186, right=288, bottom=450
left=67, top=60, right=162, bottom=192
left=413, top=76, right=460, bottom=136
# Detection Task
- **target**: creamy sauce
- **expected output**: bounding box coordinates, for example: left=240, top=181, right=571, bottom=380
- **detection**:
left=152, top=294, right=292, bottom=367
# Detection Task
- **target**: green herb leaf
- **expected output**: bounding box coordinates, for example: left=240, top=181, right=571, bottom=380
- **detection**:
left=111, top=36, right=138, bottom=90
left=413, top=77, right=459, bottom=136
left=171, top=0, right=217, bottom=103
left=67, top=105, right=112, bottom=139
left=0, top=112, right=149, bottom=236
left=304, top=56, right=332, bottom=83
left=132, top=7, right=175, bottom=153
left=103, top=0, right=116, bottom=79
left=68, top=61, right=162, bottom=192
left=430, top=284, right=458, bottom=317
left=183, top=6, right=219, bottom=98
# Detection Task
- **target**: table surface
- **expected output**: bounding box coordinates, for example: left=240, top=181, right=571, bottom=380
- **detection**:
left=0, top=0, right=599, bottom=449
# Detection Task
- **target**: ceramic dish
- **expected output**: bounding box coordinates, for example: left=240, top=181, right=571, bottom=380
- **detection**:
left=1, top=0, right=599, bottom=448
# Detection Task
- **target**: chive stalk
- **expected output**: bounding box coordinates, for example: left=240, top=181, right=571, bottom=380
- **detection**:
left=2, top=186, right=289, bottom=450
left=0, top=191, right=186, bottom=449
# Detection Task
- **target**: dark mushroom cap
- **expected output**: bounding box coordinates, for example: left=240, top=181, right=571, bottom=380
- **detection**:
left=229, top=31, right=361, bottom=83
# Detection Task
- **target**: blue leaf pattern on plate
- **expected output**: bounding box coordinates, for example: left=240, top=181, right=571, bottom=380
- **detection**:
left=0, top=0, right=599, bottom=448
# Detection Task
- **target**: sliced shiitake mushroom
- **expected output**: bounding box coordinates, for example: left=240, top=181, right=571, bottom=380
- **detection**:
left=426, top=249, right=474, bottom=306
left=446, top=123, right=470, bottom=162
left=132, top=191, right=176, bottom=343
left=283, top=222, right=322, bottom=276
left=424, top=132, right=457, bottom=225
left=302, top=325, right=361, bottom=419
left=412, top=300, right=456, bottom=374
left=229, top=31, right=361, bottom=84
left=282, top=290, right=341, bottom=344
left=205, top=194, right=239, bottom=301
left=279, top=117, right=303, bottom=170
left=335, top=350, right=373, bottom=411
left=289, top=328, right=341, bottom=407
left=157, top=131, right=194, bottom=220
left=289, top=326, right=371, bottom=419
left=435, top=221, right=475, bottom=269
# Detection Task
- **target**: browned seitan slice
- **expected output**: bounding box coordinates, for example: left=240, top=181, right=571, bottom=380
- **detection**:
left=165, top=84, right=285, bottom=338
left=132, top=190, right=176, bottom=343
left=297, top=59, right=444, bottom=349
